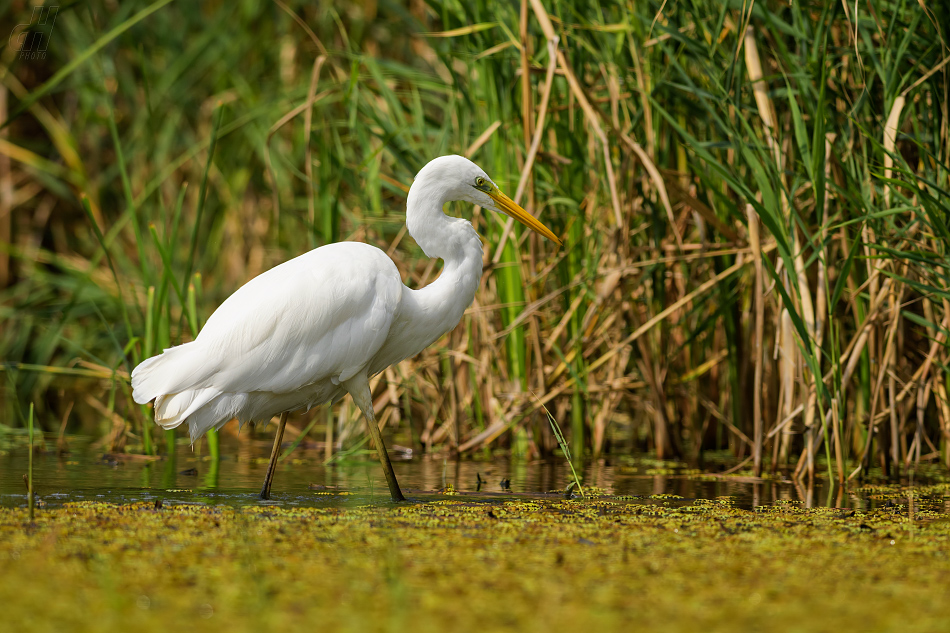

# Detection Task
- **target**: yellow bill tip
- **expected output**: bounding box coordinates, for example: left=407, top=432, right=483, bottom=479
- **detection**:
left=487, top=190, right=561, bottom=246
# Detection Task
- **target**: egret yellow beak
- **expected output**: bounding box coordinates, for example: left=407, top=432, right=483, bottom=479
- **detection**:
left=487, top=189, right=562, bottom=246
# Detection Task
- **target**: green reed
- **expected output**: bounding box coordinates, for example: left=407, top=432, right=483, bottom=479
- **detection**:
left=2, top=0, right=949, bottom=480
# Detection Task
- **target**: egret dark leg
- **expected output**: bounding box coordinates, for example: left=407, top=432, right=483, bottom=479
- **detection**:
left=363, top=407, right=405, bottom=501
left=260, top=411, right=289, bottom=500
left=345, top=375, right=405, bottom=501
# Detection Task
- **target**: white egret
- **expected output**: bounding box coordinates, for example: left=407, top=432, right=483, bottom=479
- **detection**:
left=131, top=155, right=560, bottom=501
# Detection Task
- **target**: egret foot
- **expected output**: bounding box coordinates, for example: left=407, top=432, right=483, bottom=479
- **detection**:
left=259, top=411, right=289, bottom=500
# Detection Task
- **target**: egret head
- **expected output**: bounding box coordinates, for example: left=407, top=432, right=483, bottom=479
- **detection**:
left=413, top=155, right=562, bottom=245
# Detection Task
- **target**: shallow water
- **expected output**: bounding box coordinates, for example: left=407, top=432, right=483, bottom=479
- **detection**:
left=5, top=437, right=950, bottom=633
left=0, top=434, right=942, bottom=510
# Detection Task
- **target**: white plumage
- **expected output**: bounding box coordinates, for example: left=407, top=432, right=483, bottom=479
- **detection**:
left=131, top=155, right=560, bottom=500
left=132, top=242, right=402, bottom=439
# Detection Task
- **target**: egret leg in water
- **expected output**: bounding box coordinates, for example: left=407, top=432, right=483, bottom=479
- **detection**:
left=259, top=411, right=288, bottom=500
left=345, top=373, right=405, bottom=501
left=259, top=378, right=404, bottom=501
left=130, top=155, right=560, bottom=500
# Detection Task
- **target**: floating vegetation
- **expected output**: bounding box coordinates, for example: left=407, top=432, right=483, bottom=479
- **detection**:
left=3, top=488, right=950, bottom=632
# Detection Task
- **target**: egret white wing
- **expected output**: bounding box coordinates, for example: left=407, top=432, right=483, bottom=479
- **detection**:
left=132, top=242, right=403, bottom=405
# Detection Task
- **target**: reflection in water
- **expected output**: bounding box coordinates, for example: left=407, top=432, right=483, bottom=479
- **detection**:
left=0, top=435, right=941, bottom=510
left=161, top=452, right=177, bottom=490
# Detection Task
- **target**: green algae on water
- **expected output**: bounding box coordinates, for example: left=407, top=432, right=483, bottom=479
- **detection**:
left=3, top=488, right=950, bottom=633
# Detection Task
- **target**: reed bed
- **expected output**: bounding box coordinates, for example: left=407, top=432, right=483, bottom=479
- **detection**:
left=2, top=0, right=949, bottom=481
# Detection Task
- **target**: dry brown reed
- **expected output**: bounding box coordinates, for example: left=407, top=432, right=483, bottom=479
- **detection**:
left=1, top=0, right=949, bottom=481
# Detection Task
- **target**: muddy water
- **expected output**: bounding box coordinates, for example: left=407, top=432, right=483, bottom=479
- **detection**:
left=0, top=434, right=940, bottom=510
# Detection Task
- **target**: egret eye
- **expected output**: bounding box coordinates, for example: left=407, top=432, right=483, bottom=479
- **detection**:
left=475, top=176, right=486, bottom=189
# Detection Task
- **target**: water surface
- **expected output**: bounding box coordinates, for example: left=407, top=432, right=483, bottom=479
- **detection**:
left=1, top=434, right=942, bottom=510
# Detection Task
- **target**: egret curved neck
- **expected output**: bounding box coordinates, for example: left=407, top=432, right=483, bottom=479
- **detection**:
left=404, top=190, right=484, bottom=335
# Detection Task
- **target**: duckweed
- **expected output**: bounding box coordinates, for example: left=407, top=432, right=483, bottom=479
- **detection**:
left=3, top=488, right=950, bottom=632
